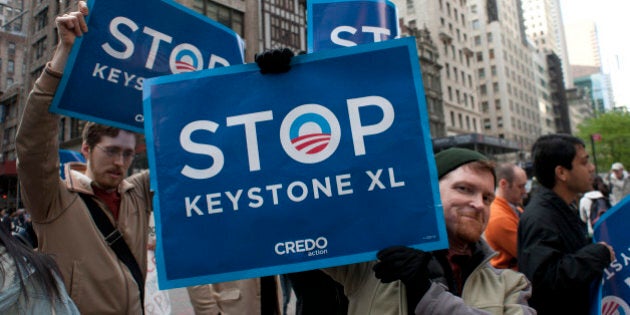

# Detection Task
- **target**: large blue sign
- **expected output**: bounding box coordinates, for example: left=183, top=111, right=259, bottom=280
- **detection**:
left=50, top=0, right=245, bottom=133
left=144, top=37, right=447, bottom=289
left=593, top=196, right=630, bottom=314
left=307, top=0, right=399, bottom=52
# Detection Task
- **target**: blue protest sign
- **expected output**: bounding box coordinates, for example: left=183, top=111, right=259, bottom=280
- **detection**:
left=59, top=149, right=85, bottom=179
left=50, top=0, right=245, bottom=133
left=307, top=0, right=399, bottom=52
left=593, top=196, right=630, bottom=314
left=144, top=37, right=447, bottom=289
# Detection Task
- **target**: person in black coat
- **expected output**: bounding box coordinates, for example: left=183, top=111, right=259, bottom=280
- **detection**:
left=517, top=134, right=615, bottom=315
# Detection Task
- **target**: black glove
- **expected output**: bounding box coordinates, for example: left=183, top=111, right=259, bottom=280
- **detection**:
left=373, top=246, right=432, bottom=312
left=255, top=48, right=294, bottom=74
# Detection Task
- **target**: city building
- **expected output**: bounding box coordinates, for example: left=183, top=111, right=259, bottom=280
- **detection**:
left=469, top=0, right=542, bottom=157
left=531, top=50, right=555, bottom=135
left=0, top=0, right=29, bottom=209
left=393, top=0, right=481, bottom=136
left=574, top=72, right=613, bottom=114
left=565, top=85, right=593, bottom=135
left=521, top=0, right=572, bottom=88
left=564, top=20, right=600, bottom=69
left=401, top=24, right=447, bottom=138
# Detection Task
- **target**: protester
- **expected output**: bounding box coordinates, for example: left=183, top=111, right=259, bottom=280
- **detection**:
left=324, top=148, right=535, bottom=314
left=579, top=176, right=611, bottom=238
left=608, top=162, right=630, bottom=206
left=15, top=2, right=152, bottom=313
left=518, top=134, right=615, bottom=315
left=0, top=218, right=80, bottom=314
left=484, top=163, right=528, bottom=270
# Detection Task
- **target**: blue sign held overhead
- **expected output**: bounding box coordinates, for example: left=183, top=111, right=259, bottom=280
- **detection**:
left=592, top=196, right=630, bottom=314
left=307, top=0, right=399, bottom=52
left=50, top=0, right=245, bottom=132
left=143, top=37, right=447, bottom=289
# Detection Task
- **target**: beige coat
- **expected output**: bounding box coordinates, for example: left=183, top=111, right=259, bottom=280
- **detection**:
left=16, top=65, right=152, bottom=314
left=187, top=277, right=284, bottom=315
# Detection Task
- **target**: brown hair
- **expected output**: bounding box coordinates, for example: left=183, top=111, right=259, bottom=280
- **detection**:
left=462, top=160, right=497, bottom=186
left=81, top=122, right=138, bottom=148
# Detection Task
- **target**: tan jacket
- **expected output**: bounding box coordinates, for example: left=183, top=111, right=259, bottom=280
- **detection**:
left=16, top=66, right=152, bottom=314
left=187, top=277, right=284, bottom=315
left=324, top=241, right=535, bottom=315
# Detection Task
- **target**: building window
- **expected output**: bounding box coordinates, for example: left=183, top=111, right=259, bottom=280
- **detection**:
left=477, top=68, right=485, bottom=79
left=8, top=42, right=16, bottom=55
left=474, top=35, right=481, bottom=46
left=479, top=84, right=487, bottom=95
left=484, top=118, right=491, bottom=130
left=472, top=19, right=480, bottom=30
left=34, top=37, right=47, bottom=60
left=35, top=7, right=48, bottom=32
left=194, top=0, right=244, bottom=36
left=481, top=101, right=489, bottom=113
left=7, top=60, right=14, bottom=73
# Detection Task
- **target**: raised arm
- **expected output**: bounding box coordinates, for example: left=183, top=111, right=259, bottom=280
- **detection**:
left=16, top=2, right=89, bottom=222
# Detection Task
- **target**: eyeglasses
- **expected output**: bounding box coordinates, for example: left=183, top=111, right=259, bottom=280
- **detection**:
left=95, top=145, right=135, bottom=161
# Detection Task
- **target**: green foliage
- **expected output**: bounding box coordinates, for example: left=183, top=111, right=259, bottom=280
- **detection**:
left=577, top=111, right=630, bottom=175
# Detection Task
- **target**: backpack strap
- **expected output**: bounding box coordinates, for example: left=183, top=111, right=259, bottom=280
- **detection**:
left=78, top=193, right=145, bottom=309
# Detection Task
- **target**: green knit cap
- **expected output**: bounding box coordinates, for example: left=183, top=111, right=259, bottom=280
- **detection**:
left=435, top=147, right=489, bottom=179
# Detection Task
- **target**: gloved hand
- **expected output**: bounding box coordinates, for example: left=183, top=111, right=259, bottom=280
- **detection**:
left=255, top=48, right=294, bottom=74
left=373, top=246, right=432, bottom=311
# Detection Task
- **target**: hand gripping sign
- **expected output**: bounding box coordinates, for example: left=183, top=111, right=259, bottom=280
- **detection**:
left=592, top=197, right=630, bottom=315
left=50, top=0, right=245, bottom=133
left=307, top=0, right=399, bottom=52
left=143, top=37, right=448, bottom=289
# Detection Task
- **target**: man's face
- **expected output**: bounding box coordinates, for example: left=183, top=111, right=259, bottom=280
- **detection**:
left=82, top=131, right=136, bottom=191
left=439, top=163, right=495, bottom=247
left=613, top=168, right=624, bottom=179
left=564, top=145, right=595, bottom=194
left=503, top=167, right=528, bottom=205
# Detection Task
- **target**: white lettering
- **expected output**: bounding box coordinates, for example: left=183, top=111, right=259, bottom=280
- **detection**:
left=102, top=16, right=138, bottom=59
left=226, top=111, right=273, bottom=172
left=180, top=120, right=225, bottom=179
left=347, top=96, right=394, bottom=156
left=336, top=174, right=353, bottom=195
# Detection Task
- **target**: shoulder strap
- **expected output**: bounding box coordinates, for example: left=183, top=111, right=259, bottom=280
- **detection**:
left=78, top=193, right=145, bottom=307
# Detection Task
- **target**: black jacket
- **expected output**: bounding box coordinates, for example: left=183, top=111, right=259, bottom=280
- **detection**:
left=518, top=186, right=611, bottom=315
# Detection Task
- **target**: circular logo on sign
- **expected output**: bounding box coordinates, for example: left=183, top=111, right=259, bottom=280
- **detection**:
left=170, top=44, right=203, bottom=73
left=280, top=104, right=341, bottom=164
left=602, top=296, right=630, bottom=315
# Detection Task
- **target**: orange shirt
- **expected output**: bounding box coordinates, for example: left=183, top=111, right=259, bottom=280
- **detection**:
left=485, top=196, right=522, bottom=270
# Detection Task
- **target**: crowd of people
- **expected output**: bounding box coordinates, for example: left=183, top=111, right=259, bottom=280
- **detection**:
left=2, top=1, right=628, bottom=314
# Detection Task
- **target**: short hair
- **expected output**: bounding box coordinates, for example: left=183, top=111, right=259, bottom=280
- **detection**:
left=495, top=163, right=517, bottom=184
left=82, top=122, right=138, bottom=149
left=531, top=134, right=585, bottom=189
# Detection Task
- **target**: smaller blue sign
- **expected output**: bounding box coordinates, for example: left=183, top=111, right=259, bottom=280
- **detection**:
left=50, top=0, right=244, bottom=133
left=307, top=0, right=399, bottom=52
left=59, top=149, right=85, bottom=179
left=592, top=196, right=630, bottom=314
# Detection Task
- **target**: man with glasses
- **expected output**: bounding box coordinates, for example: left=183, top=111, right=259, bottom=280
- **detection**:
left=15, top=2, right=152, bottom=313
